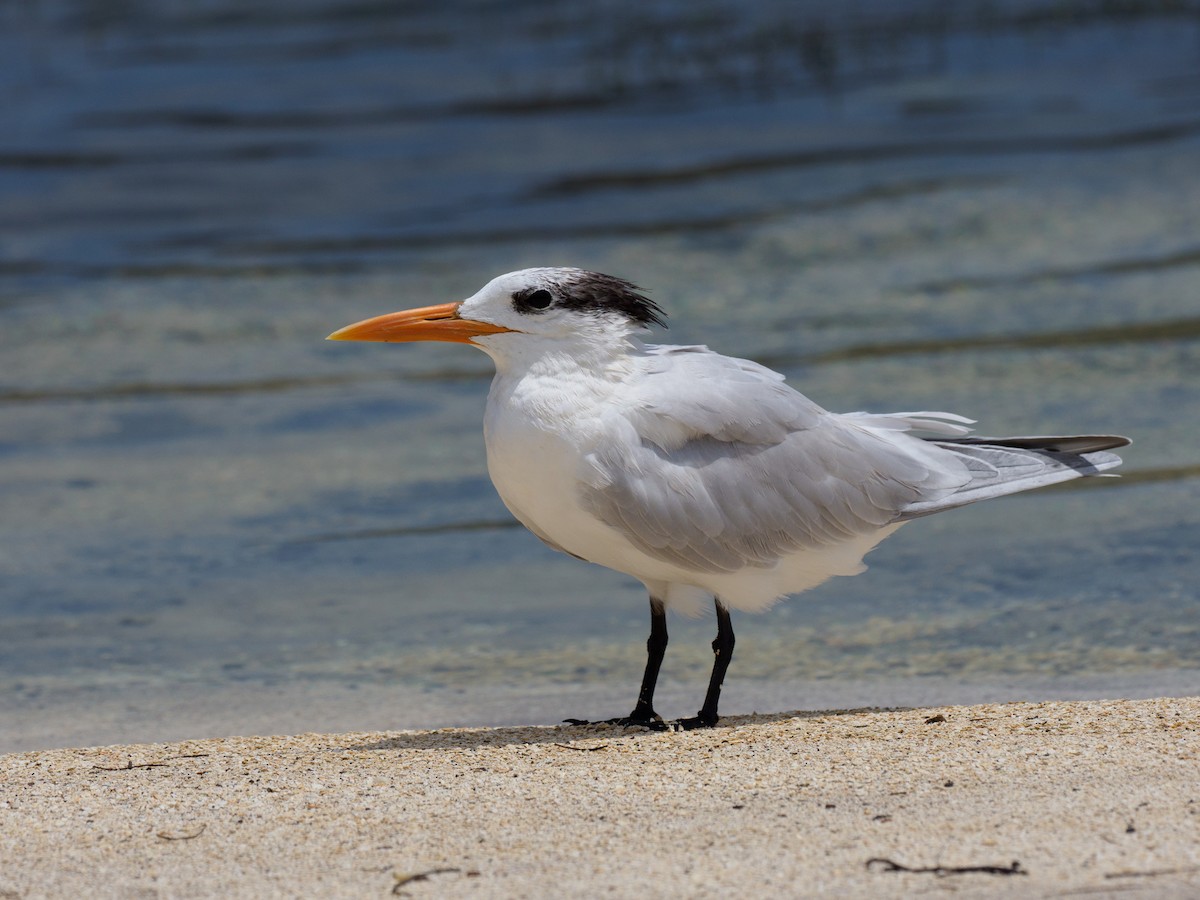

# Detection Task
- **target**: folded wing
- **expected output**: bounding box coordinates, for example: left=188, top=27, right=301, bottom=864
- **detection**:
left=579, top=344, right=1129, bottom=574
left=579, top=346, right=971, bottom=573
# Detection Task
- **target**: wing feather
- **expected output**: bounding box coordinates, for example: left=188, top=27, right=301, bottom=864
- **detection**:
left=578, top=344, right=1126, bottom=575
left=898, top=438, right=1127, bottom=518
left=578, top=345, right=963, bottom=573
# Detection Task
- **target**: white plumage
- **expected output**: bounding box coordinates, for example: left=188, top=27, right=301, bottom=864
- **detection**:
left=330, top=267, right=1129, bottom=729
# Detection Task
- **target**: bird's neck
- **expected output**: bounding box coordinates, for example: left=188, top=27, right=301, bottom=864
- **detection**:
left=481, top=331, right=642, bottom=383
left=481, top=334, right=643, bottom=440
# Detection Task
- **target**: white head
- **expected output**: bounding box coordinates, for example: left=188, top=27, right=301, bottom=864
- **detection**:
left=328, top=267, right=666, bottom=365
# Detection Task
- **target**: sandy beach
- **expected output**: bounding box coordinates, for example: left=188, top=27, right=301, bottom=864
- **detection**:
left=2, top=696, right=1198, bottom=898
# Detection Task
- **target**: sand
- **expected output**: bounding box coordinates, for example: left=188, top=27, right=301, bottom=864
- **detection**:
left=2, top=697, right=1198, bottom=898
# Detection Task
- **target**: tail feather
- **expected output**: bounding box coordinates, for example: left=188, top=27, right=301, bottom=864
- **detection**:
left=899, top=434, right=1130, bottom=519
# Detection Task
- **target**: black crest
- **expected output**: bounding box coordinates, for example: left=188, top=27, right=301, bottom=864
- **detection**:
left=519, top=270, right=667, bottom=328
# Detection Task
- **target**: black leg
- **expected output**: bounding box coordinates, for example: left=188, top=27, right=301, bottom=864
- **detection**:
left=624, top=598, right=668, bottom=725
left=678, top=600, right=734, bottom=730
left=565, top=597, right=668, bottom=730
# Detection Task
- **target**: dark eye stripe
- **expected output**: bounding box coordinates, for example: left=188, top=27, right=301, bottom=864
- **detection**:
left=508, top=271, right=667, bottom=327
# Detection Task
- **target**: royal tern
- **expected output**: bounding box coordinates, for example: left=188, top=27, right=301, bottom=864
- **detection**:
left=329, top=267, right=1130, bottom=730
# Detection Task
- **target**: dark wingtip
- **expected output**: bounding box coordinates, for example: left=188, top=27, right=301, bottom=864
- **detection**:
left=935, top=434, right=1131, bottom=453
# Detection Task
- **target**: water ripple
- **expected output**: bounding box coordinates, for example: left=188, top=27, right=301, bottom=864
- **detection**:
left=0, top=368, right=491, bottom=404
left=532, top=120, right=1200, bottom=196
left=792, top=317, right=1200, bottom=366
left=213, top=174, right=1000, bottom=259
left=912, top=247, right=1200, bottom=294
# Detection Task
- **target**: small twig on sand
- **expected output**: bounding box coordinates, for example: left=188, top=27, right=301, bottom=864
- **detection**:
left=93, top=760, right=170, bottom=772
left=157, top=824, right=207, bottom=841
left=553, top=743, right=609, bottom=752
left=866, top=857, right=1026, bottom=876
left=93, top=752, right=210, bottom=772
left=392, top=868, right=461, bottom=894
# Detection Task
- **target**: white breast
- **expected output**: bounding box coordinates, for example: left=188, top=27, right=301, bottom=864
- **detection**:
left=482, top=364, right=682, bottom=583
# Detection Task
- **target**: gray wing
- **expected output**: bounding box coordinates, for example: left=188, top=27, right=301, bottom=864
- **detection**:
left=578, top=345, right=968, bottom=573
left=898, top=434, right=1130, bottom=518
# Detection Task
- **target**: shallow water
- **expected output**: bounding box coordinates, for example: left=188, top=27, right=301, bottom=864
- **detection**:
left=2, top=0, right=1199, bottom=752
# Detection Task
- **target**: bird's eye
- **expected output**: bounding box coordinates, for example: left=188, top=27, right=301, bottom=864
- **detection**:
left=515, top=288, right=554, bottom=312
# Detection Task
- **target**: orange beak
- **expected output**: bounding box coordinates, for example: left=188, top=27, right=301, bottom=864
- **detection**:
left=326, top=301, right=513, bottom=344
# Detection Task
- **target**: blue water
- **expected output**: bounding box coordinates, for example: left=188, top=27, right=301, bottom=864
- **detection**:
left=2, top=0, right=1199, bottom=752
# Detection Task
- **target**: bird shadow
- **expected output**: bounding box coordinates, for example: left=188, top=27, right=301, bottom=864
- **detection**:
left=342, top=705, right=918, bottom=753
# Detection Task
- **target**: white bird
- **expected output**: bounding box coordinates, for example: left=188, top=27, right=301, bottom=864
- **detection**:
left=329, top=267, right=1129, bottom=730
